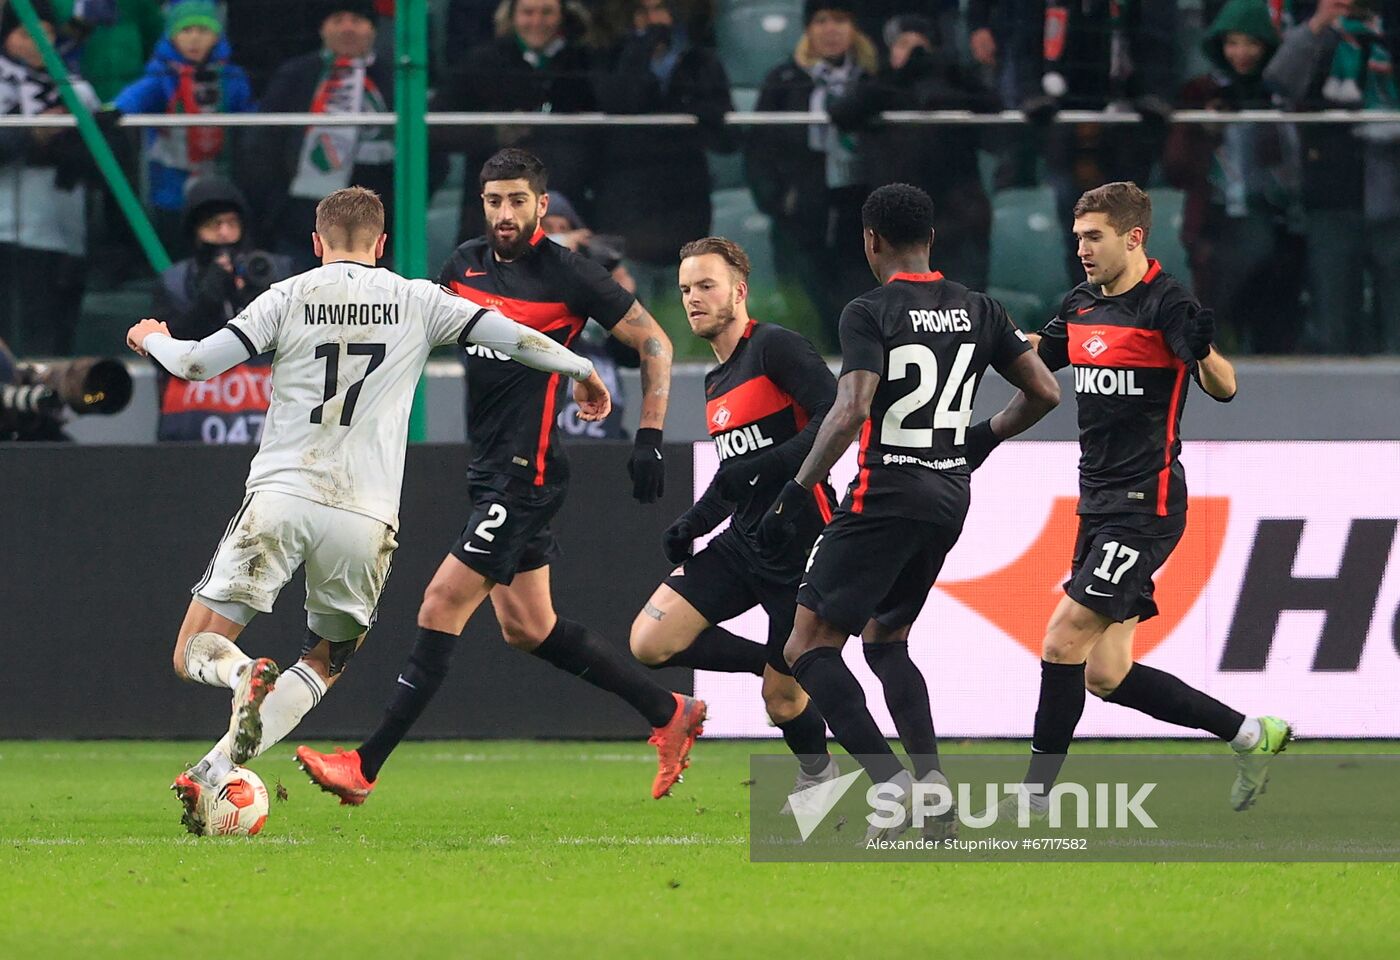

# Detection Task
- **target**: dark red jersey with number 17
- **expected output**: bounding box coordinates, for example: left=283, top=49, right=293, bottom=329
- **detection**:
left=1037, top=259, right=1219, bottom=518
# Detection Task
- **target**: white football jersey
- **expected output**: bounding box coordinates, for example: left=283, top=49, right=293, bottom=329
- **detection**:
left=227, top=261, right=482, bottom=528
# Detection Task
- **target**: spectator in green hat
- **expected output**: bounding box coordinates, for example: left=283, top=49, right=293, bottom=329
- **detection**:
left=113, top=0, right=254, bottom=255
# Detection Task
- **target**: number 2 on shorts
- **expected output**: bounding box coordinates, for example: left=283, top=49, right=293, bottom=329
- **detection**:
left=475, top=503, right=508, bottom=543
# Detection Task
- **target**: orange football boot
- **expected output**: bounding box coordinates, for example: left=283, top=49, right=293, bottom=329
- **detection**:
left=649, top=693, right=707, bottom=798
left=295, top=746, right=377, bottom=806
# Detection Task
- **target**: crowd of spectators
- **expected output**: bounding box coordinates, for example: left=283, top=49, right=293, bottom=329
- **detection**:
left=1, top=0, right=1399, bottom=361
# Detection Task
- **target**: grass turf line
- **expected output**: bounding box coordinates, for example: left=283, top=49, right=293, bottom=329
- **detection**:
left=0, top=740, right=1397, bottom=959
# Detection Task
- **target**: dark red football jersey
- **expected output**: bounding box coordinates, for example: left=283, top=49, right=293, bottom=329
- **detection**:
left=1038, top=259, right=1206, bottom=517
left=703, top=319, right=836, bottom=581
left=839, top=271, right=1032, bottom=528
left=438, top=229, right=635, bottom=485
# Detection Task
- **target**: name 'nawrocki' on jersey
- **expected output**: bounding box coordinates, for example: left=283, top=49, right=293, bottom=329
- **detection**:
left=226, top=261, right=497, bottom=529
left=303, top=302, right=400, bottom=325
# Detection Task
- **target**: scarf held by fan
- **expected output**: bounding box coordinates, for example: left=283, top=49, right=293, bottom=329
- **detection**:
left=290, top=52, right=393, bottom=200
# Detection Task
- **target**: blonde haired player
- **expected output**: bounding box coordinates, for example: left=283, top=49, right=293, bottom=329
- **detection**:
left=126, top=186, right=610, bottom=834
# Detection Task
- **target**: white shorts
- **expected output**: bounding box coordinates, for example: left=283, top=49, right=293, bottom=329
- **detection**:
left=193, top=490, right=398, bottom=640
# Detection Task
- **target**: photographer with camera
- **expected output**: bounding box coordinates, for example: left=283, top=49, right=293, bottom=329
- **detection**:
left=152, top=176, right=291, bottom=443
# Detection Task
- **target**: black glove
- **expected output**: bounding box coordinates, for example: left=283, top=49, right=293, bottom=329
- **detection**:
left=662, top=514, right=696, bottom=565
left=1186, top=307, right=1215, bottom=361
left=628, top=427, right=665, bottom=504
left=757, top=479, right=810, bottom=553
left=964, top=418, right=1003, bottom=471
left=1020, top=94, right=1060, bottom=126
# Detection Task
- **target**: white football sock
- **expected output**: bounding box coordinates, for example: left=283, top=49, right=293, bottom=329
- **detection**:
left=247, top=662, right=328, bottom=760
left=183, top=632, right=251, bottom=688
left=190, top=741, right=235, bottom=785
left=1230, top=716, right=1262, bottom=752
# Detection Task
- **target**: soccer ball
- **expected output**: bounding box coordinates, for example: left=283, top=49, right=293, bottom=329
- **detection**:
left=206, top=767, right=270, bottom=837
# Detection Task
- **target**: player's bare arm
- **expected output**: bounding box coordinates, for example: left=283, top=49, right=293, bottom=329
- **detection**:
left=609, top=300, right=673, bottom=430
left=966, top=349, right=1061, bottom=469
left=1178, top=305, right=1236, bottom=400
left=572, top=370, right=612, bottom=422
left=989, top=350, right=1061, bottom=439
left=1197, top=347, right=1237, bottom=401
left=797, top=370, right=879, bottom=489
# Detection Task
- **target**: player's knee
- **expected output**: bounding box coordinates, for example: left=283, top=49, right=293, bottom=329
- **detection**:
left=499, top=618, right=547, bottom=652
left=782, top=633, right=814, bottom=669
left=1084, top=661, right=1128, bottom=699
left=1042, top=633, right=1089, bottom=664
left=420, top=579, right=471, bottom=623
left=762, top=685, right=806, bottom=724
left=1043, top=611, right=1103, bottom=663
left=172, top=644, right=191, bottom=680
left=628, top=618, right=668, bottom=666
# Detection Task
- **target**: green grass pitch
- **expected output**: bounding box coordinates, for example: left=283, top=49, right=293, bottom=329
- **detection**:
left=2, top=739, right=1397, bottom=958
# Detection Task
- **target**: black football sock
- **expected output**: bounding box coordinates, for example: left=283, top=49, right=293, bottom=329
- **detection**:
left=863, top=641, right=941, bottom=778
left=1025, top=660, right=1086, bottom=795
left=775, top=701, right=830, bottom=774
left=357, top=628, right=458, bottom=781
left=531, top=618, right=677, bottom=728
left=1105, top=663, right=1245, bottom=740
left=649, top=625, right=766, bottom=676
left=791, top=648, right=904, bottom=785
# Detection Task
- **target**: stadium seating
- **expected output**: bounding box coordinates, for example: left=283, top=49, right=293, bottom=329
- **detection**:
left=988, top=186, right=1071, bottom=329
left=1146, top=187, right=1191, bottom=285
left=709, top=186, right=833, bottom=350
left=715, top=0, right=803, bottom=88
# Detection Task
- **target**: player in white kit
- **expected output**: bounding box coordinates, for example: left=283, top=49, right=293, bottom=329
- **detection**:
left=125, top=187, right=610, bottom=834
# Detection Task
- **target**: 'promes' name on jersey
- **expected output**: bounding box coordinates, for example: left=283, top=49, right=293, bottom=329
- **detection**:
left=303, top=303, right=400, bottom=326
left=908, top=308, right=971, bottom=333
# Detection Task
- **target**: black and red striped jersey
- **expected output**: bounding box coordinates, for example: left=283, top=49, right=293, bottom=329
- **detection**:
left=1037, top=259, right=1204, bottom=517
left=439, top=229, right=635, bottom=485
left=704, top=319, right=837, bottom=581
left=839, top=271, right=1032, bottom=527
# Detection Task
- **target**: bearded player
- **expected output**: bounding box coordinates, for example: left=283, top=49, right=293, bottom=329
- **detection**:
left=298, top=149, right=704, bottom=803
left=629, top=237, right=837, bottom=805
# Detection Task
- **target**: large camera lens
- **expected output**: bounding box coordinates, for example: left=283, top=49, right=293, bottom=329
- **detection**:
left=242, top=252, right=276, bottom=289
left=37, top=358, right=134, bottom=414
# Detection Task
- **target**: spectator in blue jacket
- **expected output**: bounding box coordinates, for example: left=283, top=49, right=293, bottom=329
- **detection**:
left=113, top=0, right=254, bottom=255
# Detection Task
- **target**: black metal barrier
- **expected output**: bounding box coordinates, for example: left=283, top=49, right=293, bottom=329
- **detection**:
left=0, top=444, right=695, bottom=739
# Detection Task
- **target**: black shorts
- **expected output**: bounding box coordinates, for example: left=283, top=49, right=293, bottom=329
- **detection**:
left=664, top=532, right=798, bottom=675
left=1064, top=512, right=1186, bottom=623
left=449, top=471, right=566, bottom=586
left=796, top=509, right=962, bottom=638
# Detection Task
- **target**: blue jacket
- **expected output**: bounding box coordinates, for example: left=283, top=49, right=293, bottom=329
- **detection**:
left=114, top=37, right=255, bottom=211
